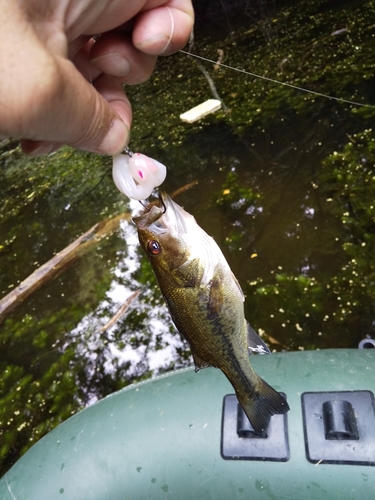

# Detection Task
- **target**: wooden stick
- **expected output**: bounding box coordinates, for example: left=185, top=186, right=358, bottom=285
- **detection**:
left=95, top=290, right=140, bottom=335
left=0, top=181, right=198, bottom=324
left=0, top=212, right=131, bottom=324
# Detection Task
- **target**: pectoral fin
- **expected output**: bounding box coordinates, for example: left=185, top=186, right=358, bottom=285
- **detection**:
left=247, top=322, right=270, bottom=354
left=191, top=350, right=211, bottom=372
left=175, top=258, right=203, bottom=287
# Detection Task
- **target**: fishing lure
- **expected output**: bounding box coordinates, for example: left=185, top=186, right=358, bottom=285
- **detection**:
left=112, top=149, right=167, bottom=200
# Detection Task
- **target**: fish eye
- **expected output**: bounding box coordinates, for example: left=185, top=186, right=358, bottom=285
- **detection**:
left=147, top=240, right=161, bottom=255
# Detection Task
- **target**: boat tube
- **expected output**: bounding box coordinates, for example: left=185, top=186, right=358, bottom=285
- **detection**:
left=1, top=349, right=374, bottom=499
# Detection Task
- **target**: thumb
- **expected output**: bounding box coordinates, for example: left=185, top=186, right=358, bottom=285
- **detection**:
left=21, top=58, right=131, bottom=156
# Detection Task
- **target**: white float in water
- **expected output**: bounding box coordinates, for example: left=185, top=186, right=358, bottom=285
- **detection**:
left=180, top=99, right=222, bottom=123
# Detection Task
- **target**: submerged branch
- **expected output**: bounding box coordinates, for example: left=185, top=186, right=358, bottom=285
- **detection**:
left=193, top=59, right=229, bottom=112
left=187, top=31, right=228, bottom=112
left=0, top=212, right=131, bottom=324
left=95, top=290, right=141, bottom=335
left=0, top=181, right=198, bottom=324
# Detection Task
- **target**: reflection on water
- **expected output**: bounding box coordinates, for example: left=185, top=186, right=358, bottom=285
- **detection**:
left=1, top=0, right=375, bottom=475
left=69, top=218, right=187, bottom=403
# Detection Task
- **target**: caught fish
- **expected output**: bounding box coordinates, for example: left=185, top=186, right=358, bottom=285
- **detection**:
left=133, top=193, right=289, bottom=436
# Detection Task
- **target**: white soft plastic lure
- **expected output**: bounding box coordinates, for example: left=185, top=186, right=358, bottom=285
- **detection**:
left=112, top=149, right=167, bottom=200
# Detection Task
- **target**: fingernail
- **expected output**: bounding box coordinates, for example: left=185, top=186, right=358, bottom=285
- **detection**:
left=97, top=119, right=129, bottom=155
left=135, top=34, right=171, bottom=56
left=90, top=52, right=131, bottom=78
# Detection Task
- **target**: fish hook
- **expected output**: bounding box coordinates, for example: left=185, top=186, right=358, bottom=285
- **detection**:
left=138, top=195, right=167, bottom=214
left=159, top=194, right=167, bottom=214
left=138, top=200, right=151, bottom=211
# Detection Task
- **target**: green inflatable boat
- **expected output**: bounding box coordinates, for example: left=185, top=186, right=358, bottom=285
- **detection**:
left=1, top=349, right=374, bottom=499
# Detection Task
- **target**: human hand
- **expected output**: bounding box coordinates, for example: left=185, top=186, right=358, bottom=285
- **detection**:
left=0, top=0, right=194, bottom=156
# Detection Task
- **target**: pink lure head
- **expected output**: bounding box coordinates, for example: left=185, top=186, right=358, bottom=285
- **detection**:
left=112, top=152, right=167, bottom=200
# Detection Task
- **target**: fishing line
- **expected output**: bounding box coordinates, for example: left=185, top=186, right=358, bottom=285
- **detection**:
left=180, top=50, right=375, bottom=109
left=159, top=6, right=175, bottom=55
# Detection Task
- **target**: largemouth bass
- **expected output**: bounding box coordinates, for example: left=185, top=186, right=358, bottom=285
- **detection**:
left=133, top=193, right=289, bottom=436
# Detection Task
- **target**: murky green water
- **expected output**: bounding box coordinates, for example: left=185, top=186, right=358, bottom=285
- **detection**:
left=1, top=0, right=375, bottom=475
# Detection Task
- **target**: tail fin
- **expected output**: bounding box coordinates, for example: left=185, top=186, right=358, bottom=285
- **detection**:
left=236, top=376, right=289, bottom=438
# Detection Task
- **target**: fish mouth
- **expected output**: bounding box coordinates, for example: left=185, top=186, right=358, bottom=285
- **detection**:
left=160, top=192, right=190, bottom=235
left=133, top=192, right=190, bottom=236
